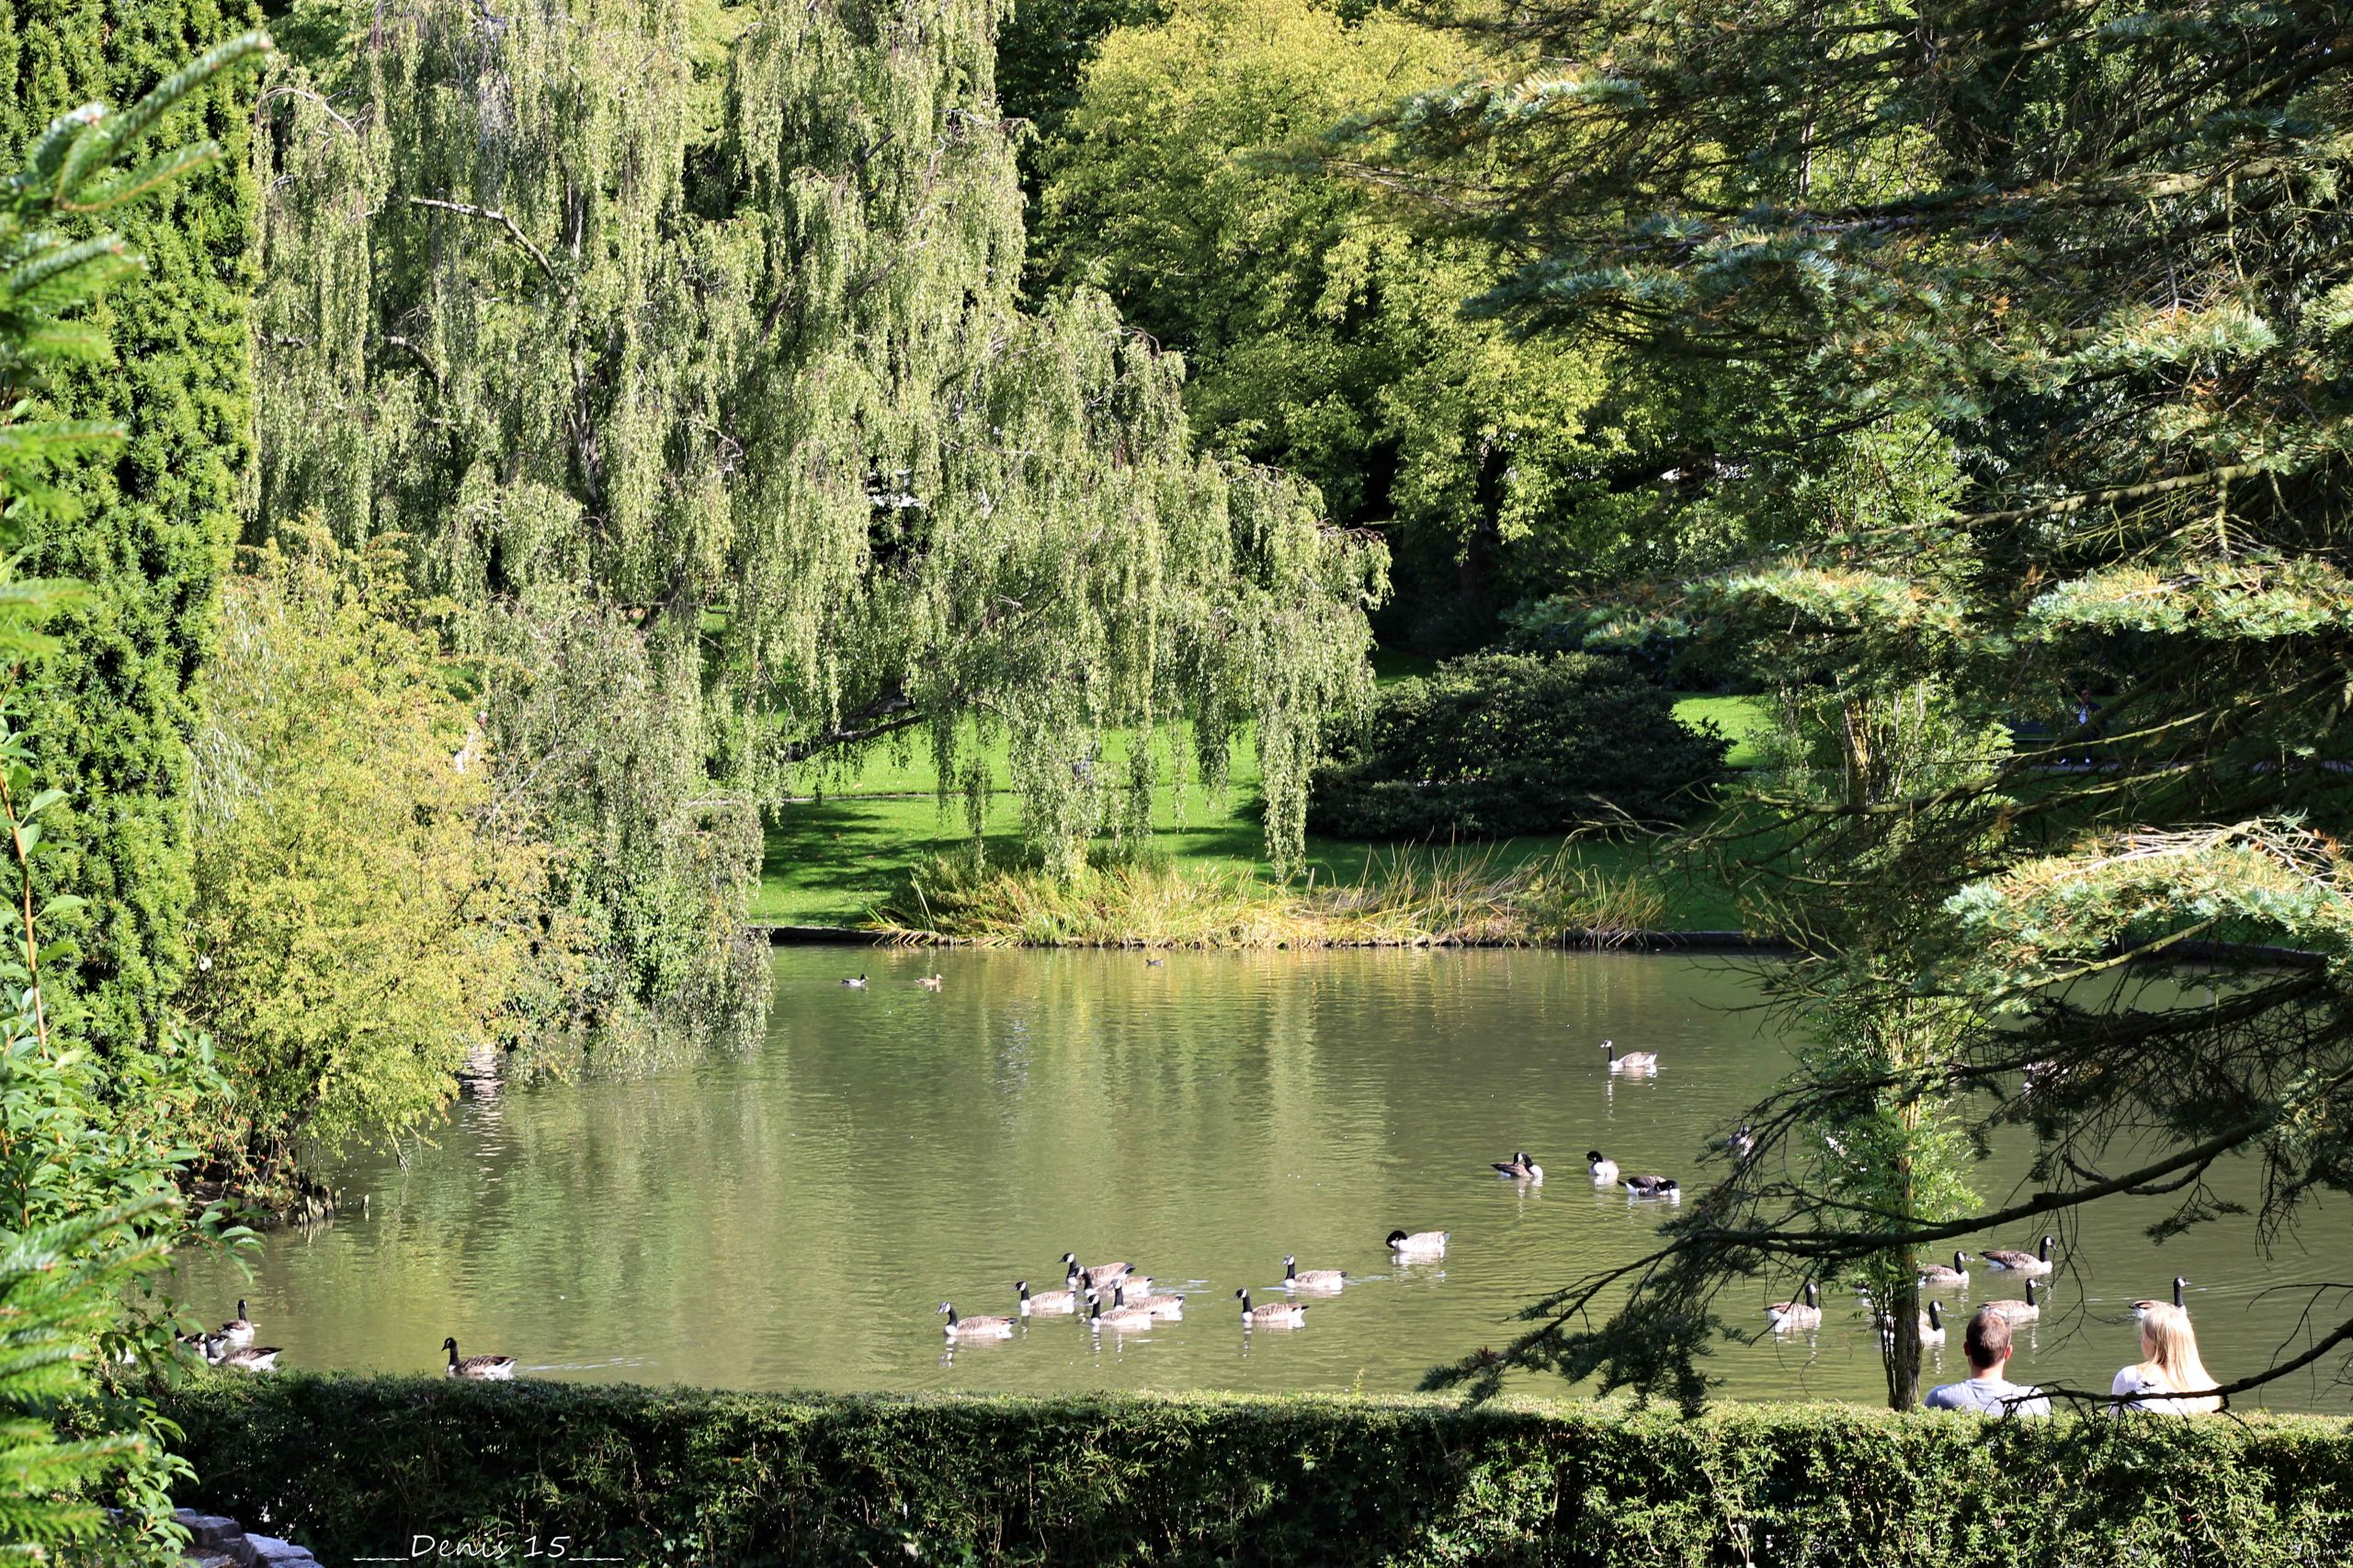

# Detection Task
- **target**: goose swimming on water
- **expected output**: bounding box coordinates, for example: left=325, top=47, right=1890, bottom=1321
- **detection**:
left=1918, top=1251, right=1972, bottom=1288
left=443, top=1336, right=517, bottom=1379
left=1236, top=1289, right=1309, bottom=1327
left=1601, top=1039, right=1659, bottom=1073
left=1089, top=1288, right=1156, bottom=1332
left=1283, top=1255, right=1347, bottom=1290
left=220, top=1300, right=256, bottom=1348
left=939, top=1302, right=1016, bottom=1340
left=1983, top=1235, right=2055, bottom=1276
left=1766, top=1280, right=1823, bottom=1333
left=1063, top=1253, right=1134, bottom=1290
left=1492, top=1151, right=1543, bottom=1181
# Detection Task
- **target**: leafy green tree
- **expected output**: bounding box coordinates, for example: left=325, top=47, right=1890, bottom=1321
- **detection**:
left=1392, top=2, right=2353, bottom=1408
left=995, top=0, right=1165, bottom=170
left=1035, top=0, right=1620, bottom=646
left=185, top=528, right=577, bottom=1187
left=0, top=32, right=270, bottom=1560
left=0, top=0, right=264, bottom=1056
left=249, top=0, right=1379, bottom=1026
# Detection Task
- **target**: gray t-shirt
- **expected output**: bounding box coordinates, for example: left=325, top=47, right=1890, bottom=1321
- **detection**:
left=1926, top=1375, right=2052, bottom=1416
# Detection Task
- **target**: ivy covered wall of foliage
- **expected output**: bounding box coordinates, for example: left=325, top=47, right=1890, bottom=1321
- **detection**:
left=0, top=0, right=261, bottom=1053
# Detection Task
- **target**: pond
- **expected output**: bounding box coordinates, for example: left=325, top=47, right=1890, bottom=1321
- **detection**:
left=175, top=947, right=2347, bottom=1410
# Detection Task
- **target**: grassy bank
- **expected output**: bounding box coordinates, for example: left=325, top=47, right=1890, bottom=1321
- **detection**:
left=156, top=1376, right=2353, bottom=1567
left=756, top=691, right=1767, bottom=932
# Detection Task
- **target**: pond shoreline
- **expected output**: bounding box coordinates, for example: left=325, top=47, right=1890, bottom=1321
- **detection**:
left=753, top=921, right=1803, bottom=952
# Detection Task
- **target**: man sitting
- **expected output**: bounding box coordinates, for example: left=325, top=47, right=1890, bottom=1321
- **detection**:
left=1924, top=1306, right=2052, bottom=1415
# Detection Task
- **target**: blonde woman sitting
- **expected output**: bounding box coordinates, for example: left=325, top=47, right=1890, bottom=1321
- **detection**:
left=2110, top=1303, right=2222, bottom=1415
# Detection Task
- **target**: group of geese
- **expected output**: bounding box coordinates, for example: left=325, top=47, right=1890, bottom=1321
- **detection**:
left=938, top=1236, right=1454, bottom=1342
left=1536, top=1040, right=2099, bottom=1343
left=1495, top=1145, right=1686, bottom=1199
left=183, top=1301, right=517, bottom=1381
left=1766, top=1236, right=2067, bottom=1341
left=177, top=1299, right=281, bottom=1370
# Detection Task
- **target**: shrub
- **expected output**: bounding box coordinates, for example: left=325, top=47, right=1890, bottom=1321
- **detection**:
left=185, top=528, right=579, bottom=1190
left=152, top=1379, right=2353, bottom=1567
left=1308, top=653, right=1728, bottom=839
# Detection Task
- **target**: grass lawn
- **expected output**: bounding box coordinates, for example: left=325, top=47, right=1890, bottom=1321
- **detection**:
left=754, top=689, right=1767, bottom=930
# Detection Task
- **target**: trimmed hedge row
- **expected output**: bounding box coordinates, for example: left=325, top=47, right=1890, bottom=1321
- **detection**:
left=157, top=1378, right=2353, bottom=1566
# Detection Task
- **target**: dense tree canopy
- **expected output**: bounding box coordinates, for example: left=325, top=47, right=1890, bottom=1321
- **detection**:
left=250, top=0, right=1380, bottom=1024
left=1383, top=1, right=2353, bottom=1407
left=1035, top=0, right=1638, bottom=646
left=0, top=0, right=261, bottom=1055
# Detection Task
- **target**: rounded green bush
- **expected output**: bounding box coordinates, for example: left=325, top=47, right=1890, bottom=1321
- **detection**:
left=1308, top=652, right=1730, bottom=839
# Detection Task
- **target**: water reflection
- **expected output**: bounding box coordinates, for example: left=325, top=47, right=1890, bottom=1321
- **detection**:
left=170, top=947, right=2348, bottom=1411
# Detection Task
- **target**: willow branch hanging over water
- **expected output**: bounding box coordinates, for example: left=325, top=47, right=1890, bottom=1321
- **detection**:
left=247, top=0, right=1381, bottom=1019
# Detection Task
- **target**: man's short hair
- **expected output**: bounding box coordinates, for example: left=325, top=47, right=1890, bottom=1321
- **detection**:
left=1964, top=1306, right=2014, bottom=1369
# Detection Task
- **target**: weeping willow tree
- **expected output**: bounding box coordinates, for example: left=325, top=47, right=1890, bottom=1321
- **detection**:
left=249, top=0, right=1379, bottom=1024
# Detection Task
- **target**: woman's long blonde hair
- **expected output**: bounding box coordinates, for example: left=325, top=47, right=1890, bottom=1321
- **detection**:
left=2132, top=1303, right=2222, bottom=1414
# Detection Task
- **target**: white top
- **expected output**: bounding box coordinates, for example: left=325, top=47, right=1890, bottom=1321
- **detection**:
left=2110, top=1365, right=2208, bottom=1414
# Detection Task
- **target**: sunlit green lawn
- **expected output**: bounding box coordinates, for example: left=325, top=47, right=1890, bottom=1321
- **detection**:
left=755, top=689, right=1767, bottom=929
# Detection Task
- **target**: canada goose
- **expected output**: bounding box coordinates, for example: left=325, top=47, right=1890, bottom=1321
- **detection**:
left=1089, top=1290, right=1154, bottom=1332
left=1062, top=1253, right=1134, bottom=1289
left=220, top=1300, right=256, bottom=1348
left=938, top=1302, right=1015, bottom=1339
left=443, top=1336, right=517, bottom=1379
left=1017, top=1278, right=1082, bottom=1316
left=1283, top=1255, right=1347, bottom=1290
left=1726, top=1125, right=1756, bottom=1162
left=1492, top=1150, right=1543, bottom=1181
left=1587, top=1151, right=1620, bottom=1183
left=1621, top=1174, right=1680, bottom=1198
left=1983, top=1235, right=2055, bottom=1275
left=2132, top=1277, right=2188, bottom=1319
left=1086, top=1274, right=1154, bottom=1303
left=215, top=1345, right=283, bottom=1371
left=1235, top=1288, right=1308, bottom=1327
left=1117, top=1283, right=1187, bottom=1320
left=1918, top=1251, right=1971, bottom=1287
left=1145, top=956, right=1165, bottom=967
left=1601, top=1039, right=1659, bottom=1073
left=840, top=974, right=868, bottom=988
left=916, top=973, right=943, bottom=990
left=1766, top=1280, right=1823, bottom=1333
left=1386, top=1228, right=1449, bottom=1257
left=1874, top=1298, right=1947, bottom=1343
left=1985, top=1278, right=2042, bottom=1323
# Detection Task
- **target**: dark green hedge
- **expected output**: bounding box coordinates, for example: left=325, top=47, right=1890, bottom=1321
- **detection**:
left=153, top=1377, right=2353, bottom=1566
left=1307, top=653, right=1728, bottom=840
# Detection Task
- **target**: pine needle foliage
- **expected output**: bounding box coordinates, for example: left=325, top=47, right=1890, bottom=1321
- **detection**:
left=0, top=7, right=271, bottom=1054
left=1374, top=4, right=2353, bottom=1409
left=0, top=33, right=272, bottom=1562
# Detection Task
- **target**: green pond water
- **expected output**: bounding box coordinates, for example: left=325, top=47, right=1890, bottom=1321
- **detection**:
left=175, top=948, right=2347, bottom=1410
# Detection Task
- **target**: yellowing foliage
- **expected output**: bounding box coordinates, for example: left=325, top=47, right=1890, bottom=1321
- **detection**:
left=185, top=530, right=578, bottom=1176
